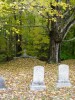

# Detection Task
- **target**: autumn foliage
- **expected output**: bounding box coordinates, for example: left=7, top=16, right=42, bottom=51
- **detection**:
left=0, top=58, right=75, bottom=99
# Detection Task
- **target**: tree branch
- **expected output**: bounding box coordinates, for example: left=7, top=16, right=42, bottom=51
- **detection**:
left=63, top=6, right=75, bottom=19
left=63, top=37, right=75, bottom=42
left=61, top=18, right=75, bottom=39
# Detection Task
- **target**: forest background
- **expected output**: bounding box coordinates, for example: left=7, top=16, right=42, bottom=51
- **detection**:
left=0, top=0, right=75, bottom=63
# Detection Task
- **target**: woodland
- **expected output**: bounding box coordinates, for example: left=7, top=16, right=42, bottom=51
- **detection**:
left=0, top=0, right=75, bottom=63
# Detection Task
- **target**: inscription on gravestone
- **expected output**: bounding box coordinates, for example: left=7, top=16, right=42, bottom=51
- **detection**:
left=30, top=66, right=46, bottom=90
left=56, top=64, right=72, bottom=88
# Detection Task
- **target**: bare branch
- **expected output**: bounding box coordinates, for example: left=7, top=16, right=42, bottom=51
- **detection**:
left=61, top=18, right=75, bottom=39
left=63, top=6, right=75, bottom=20
left=63, top=37, right=75, bottom=42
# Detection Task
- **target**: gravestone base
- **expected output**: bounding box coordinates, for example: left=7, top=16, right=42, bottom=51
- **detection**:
left=30, top=82, right=46, bottom=91
left=56, top=80, right=72, bottom=88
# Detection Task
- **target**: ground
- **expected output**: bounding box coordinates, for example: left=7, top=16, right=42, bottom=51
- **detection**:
left=0, top=58, right=75, bottom=100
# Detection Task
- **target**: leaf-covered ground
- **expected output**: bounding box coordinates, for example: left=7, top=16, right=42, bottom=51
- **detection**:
left=0, top=58, right=75, bottom=100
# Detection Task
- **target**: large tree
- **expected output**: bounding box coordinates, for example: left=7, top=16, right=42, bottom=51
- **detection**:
left=22, top=0, right=75, bottom=63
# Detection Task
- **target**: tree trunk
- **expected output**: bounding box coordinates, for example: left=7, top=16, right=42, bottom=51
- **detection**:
left=16, top=34, right=22, bottom=57
left=48, top=36, right=61, bottom=63
left=14, top=10, right=22, bottom=57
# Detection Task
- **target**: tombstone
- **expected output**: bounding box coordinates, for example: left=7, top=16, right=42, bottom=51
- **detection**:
left=22, top=49, right=27, bottom=57
left=30, top=66, right=46, bottom=91
left=0, top=76, right=6, bottom=90
left=56, top=64, right=72, bottom=88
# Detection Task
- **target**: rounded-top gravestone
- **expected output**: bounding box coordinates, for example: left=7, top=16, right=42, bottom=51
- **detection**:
left=33, top=66, right=44, bottom=84
left=56, top=64, right=72, bottom=88
left=30, top=66, right=46, bottom=91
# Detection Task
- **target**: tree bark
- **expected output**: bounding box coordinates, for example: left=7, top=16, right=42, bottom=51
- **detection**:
left=48, top=35, right=61, bottom=63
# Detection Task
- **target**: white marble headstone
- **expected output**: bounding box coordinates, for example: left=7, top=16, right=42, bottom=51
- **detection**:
left=33, top=66, right=44, bottom=83
left=56, top=64, right=72, bottom=88
left=30, top=66, right=46, bottom=91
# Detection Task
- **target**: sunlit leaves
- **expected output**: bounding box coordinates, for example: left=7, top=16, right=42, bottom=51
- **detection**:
left=12, top=27, right=20, bottom=34
left=0, top=0, right=72, bottom=24
left=22, top=0, right=70, bottom=22
left=0, top=1, right=10, bottom=17
left=6, top=30, right=10, bottom=34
